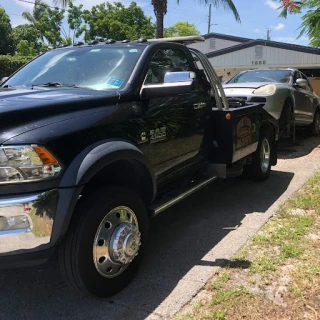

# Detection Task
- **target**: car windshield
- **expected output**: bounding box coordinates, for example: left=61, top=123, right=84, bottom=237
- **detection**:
left=228, top=70, right=292, bottom=84
left=2, top=46, right=144, bottom=90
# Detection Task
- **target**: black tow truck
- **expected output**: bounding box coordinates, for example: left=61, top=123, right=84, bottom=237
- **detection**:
left=0, top=36, right=278, bottom=297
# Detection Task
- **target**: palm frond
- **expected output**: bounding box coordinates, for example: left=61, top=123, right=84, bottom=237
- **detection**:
left=22, top=11, right=35, bottom=24
left=193, top=0, right=240, bottom=22
left=53, top=0, right=69, bottom=8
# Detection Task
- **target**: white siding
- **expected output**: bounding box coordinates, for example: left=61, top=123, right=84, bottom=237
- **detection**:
left=188, top=37, right=242, bottom=54
left=209, top=45, right=320, bottom=69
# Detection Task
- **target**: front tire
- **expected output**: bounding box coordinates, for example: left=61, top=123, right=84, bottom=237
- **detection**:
left=59, top=187, right=149, bottom=298
left=243, top=129, right=273, bottom=181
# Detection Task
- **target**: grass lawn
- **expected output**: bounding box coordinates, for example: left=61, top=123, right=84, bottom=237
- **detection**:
left=174, top=172, right=320, bottom=320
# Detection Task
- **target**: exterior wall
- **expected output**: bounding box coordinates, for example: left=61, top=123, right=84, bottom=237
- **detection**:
left=188, top=37, right=242, bottom=54
left=208, top=45, right=320, bottom=69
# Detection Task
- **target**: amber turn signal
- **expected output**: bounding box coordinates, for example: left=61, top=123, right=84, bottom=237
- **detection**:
left=33, top=147, right=58, bottom=165
left=226, top=113, right=231, bottom=120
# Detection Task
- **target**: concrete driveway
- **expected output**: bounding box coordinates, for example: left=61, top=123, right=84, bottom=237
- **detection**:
left=0, top=131, right=320, bottom=320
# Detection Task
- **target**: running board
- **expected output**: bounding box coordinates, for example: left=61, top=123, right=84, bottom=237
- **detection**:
left=149, top=175, right=217, bottom=216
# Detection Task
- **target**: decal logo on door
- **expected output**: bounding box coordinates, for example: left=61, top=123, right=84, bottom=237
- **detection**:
left=150, top=127, right=166, bottom=143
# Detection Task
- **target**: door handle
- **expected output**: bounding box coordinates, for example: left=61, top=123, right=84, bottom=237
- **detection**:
left=193, top=102, right=206, bottom=110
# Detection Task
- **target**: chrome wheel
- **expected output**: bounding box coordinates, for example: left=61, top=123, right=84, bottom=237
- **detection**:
left=260, top=138, right=270, bottom=173
left=93, top=206, right=141, bottom=278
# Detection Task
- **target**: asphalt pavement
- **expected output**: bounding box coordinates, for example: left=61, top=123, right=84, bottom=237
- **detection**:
left=0, top=131, right=320, bottom=320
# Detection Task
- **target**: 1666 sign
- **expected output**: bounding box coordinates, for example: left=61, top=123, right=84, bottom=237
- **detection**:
left=252, top=60, right=266, bottom=65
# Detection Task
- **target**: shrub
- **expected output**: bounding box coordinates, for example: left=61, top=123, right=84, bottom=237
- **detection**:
left=0, top=55, right=33, bottom=79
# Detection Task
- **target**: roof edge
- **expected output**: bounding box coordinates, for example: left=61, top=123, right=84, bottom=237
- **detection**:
left=206, top=39, right=320, bottom=58
left=202, top=32, right=251, bottom=43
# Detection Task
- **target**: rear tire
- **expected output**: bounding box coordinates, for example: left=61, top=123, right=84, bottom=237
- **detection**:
left=308, top=109, right=320, bottom=136
left=59, top=186, right=149, bottom=298
left=243, top=129, right=273, bottom=181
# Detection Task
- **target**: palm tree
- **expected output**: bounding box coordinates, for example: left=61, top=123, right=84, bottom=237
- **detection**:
left=152, top=0, right=167, bottom=38
left=54, top=0, right=241, bottom=39
left=155, top=0, right=241, bottom=38
left=22, top=0, right=48, bottom=41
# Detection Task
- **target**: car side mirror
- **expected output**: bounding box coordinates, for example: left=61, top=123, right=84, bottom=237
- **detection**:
left=140, top=71, right=195, bottom=99
left=295, top=78, right=308, bottom=87
left=1, top=77, right=8, bottom=85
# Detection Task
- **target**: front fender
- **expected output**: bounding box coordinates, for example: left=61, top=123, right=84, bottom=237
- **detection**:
left=265, top=87, right=294, bottom=120
left=52, top=139, right=156, bottom=245
left=59, top=139, right=156, bottom=190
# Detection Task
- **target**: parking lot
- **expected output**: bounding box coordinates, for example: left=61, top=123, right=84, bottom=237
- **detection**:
left=0, top=130, right=320, bottom=320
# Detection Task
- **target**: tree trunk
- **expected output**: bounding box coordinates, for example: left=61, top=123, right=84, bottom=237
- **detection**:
left=156, top=10, right=164, bottom=38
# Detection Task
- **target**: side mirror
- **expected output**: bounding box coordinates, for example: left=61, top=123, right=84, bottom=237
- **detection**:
left=1, top=77, right=8, bottom=85
left=163, top=71, right=195, bottom=83
left=295, top=78, right=308, bottom=87
left=140, top=71, right=195, bottom=99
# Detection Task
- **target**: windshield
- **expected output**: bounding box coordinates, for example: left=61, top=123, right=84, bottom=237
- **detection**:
left=3, top=46, right=144, bottom=90
left=228, top=70, right=292, bottom=84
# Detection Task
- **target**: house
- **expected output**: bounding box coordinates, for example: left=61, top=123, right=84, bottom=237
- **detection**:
left=189, top=33, right=320, bottom=95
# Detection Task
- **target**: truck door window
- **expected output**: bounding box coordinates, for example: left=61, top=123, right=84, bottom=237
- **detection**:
left=145, top=49, right=192, bottom=84
left=190, top=54, right=212, bottom=92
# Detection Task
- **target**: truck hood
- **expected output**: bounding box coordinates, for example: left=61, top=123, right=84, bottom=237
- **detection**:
left=223, top=82, right=273, bottom=89
left=0, top=87, right=120, bottom=143
left=0, top=86, right=119, bottom=113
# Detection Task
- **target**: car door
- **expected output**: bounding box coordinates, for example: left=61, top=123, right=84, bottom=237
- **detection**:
left=139, top=47, right=212, bottom=183
left=300, top=72, right=317, bottom=124
left=292, top=71, right=312, bottom=124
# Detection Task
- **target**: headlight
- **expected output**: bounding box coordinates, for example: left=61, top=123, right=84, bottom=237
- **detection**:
left=0, top=146, right=61, bottom=184
left=253, top=84, right=276, bottom=95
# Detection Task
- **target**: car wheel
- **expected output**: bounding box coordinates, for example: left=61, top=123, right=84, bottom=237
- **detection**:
left=308, top=109, right=320, bottom=136
left=243, top=129, right=273, bottom=181
left=59, top=186, right=149, bottom=298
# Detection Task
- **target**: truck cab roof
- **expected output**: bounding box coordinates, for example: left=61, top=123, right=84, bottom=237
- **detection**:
left=53, top=36, right=205, bottom=51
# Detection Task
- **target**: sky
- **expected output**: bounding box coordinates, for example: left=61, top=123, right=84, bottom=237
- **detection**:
left=1, top=0, right=310, bottom=46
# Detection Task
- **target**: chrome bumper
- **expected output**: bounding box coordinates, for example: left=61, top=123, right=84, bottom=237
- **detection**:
left=0, top=190, right=59, bottom=256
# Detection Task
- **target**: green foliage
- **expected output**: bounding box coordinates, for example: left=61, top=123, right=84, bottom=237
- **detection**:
left=298, top=2, right=320, bottom=47
left=22, top=0, right=48, bottom=41
left=82, top=2, right=155, bottom=41
left=67, top=2, right=85, bottom=42
left=54, top=0, right=240, bottom=39
left=0, top=8, right=14, bottom=55
left=212, top=310, right=227, bottom=320
left=40, top=42, right=49, bottom=53
left=61, top=37, right=72, bottom=45
left=0, top=55, right=32, bottom=79
left=165, top=21, right=200, bottom=37
left=12, top=24, right=40, bottom=48
left=277, top=0, right=320, bottom=47
left=16, top=40, right=37, bottom=56
left=22, top=1, right=66, bottom=47
left=36, top=7, right=66, bottom=48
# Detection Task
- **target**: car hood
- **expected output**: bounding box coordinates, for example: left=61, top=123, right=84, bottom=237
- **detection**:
left=0, top=87, right=120, bottom=143
left=223, top=82, right=274, bottom=89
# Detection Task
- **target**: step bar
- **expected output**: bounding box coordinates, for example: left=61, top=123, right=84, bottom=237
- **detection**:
left=150, top=175, right=217, bottom=216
